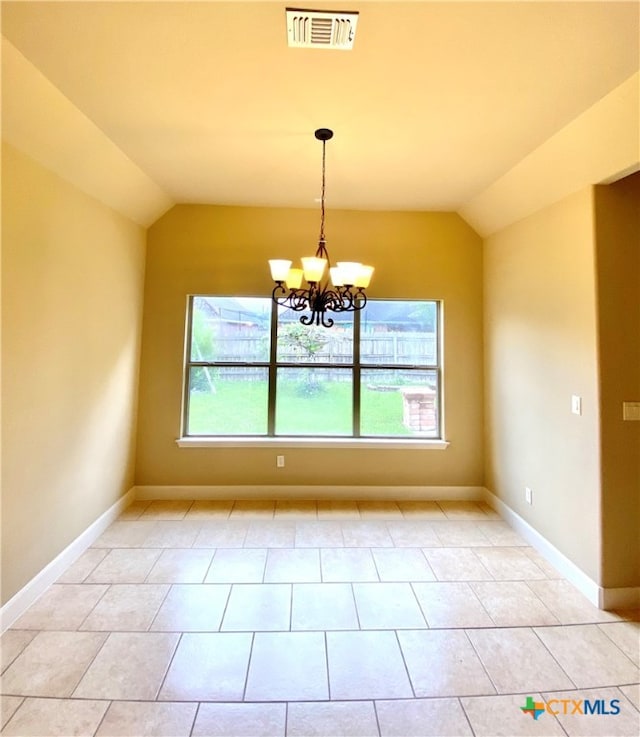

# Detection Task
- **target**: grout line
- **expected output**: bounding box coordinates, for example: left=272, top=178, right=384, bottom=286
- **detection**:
left=457, top=696, right=477, bottom=737
left=90, top=698, right=112, bottom=737
left=154, top=631, right=183, bottom=700
left=241, top=631, right=256, bottom=701
left=394, top=629, right=417, bottom=699
left=371, top=699, right=383, bottom=737
left=188, top=702, right=201, bottom=737
left=324, top=631, right=331, bottom=701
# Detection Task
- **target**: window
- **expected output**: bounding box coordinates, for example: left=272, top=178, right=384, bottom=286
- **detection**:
left=183, top=296, right=441, bottom=440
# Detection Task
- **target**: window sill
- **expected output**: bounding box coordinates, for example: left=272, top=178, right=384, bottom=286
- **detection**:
left=176, top=437, right=449, bottom=450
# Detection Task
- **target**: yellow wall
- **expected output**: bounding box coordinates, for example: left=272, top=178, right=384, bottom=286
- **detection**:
left=136, top=205, right=484, bottom=488
left=1, top=144, right=146, bottom=604
left=483, top=188, right=602, bottom=581
left=594, top=173, right=640, bottom=589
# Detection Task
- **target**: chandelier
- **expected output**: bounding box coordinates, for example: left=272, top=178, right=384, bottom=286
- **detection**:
left=268, top=128, right=374, bottom=328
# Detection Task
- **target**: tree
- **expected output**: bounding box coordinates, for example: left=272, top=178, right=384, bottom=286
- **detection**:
left=279, top=323, right=329, bottom=396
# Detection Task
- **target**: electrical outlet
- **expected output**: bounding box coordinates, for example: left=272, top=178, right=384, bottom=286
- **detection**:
left=525, top=487, right=533, bottom=505
left=276, top=455, right=285, bottom=468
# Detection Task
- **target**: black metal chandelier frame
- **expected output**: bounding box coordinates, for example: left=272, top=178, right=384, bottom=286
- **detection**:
left=270, top=128, right=371, bottom=328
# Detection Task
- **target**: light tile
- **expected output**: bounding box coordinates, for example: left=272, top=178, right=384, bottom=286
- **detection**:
left=327, top=631, right=413, bottom=699
left=342, top=522, right=394, bottom=547
left=205, top=548, right=267, bottom=583
left=529, top=580, right=623, bottom=624
left=1, top=631, right=106, bottom=697
left=431, top=522, right=492, bottom=547
left=221, top=583, right=291, bottom=631
left=353, top=583, right=427, bottom=629
left=146, top=548, right=214, bottom=583
left=274, top=500, right=318, bottom=518
left=80, top=584, right=169, bottom=631
left=357, top=501, right=403, bottom=519
left=473, top=547, right=548, bottom=580
left=185, top=500, right=233, bottom=519
left=140, top=500, right=194, bottom=520
left=118, top=500, right=151, bottom=520
left=244, top=522, right=296, bottom=548
left=377, top=697, right=473, bottom=736
left=476, top=502, right=501, bottom=519
left=412, top=582, right=494, bottom=628
left=1, top=697, right=108, bottom=737
left=295, top=521, right=344, bottom=548
left=317, top=501, right=361, bottom=520
left=245, top=632, right=328, bottom=701
left=386, top=522, right=440, bottom=547
left=476, top=521, right=527, bottom=546
left=541, top=686, right=640, bottom=736
left=74, top=632, right=179, bottom=700
left=57, top=548, right=109, bottom=583
left=288, top=701, right=379, bottom=736
left=12, top=584, right=108, bottom=630
left=437, top=501, right=489, bottom=519
left=229, top=500, right=275, bottom=518
left=462, top=693, right=566, bottom=736
left=96, top=701, right=197, bottom=736
left=371, top=548, right=436, bottom=582
left=141, top=521, right=201, bottom=548
left=291, top=583, right=359, bottom=630
left=397, top=501, right=447, bottom=520
left=264, top=548, right=321, bottom=583
left=470, top=581, right=559, bottom=625
left=93, top=521, right=153, bottom=548
left=159, top=633, right=252, bottom=701
left=85, top=548, right=161, bottom=583
left=467, top=627, right=575, bottom=693
left=535, top=624, right=640, bottom=688
left=194, top=522, right=248, bottom=548
left=192, top=703, right=286, bottom=737
left=1, top=631, right=38, bottom=673
left=423, top=548, right=493, bottom=581
left=151, top=584, right=230, bottom=631
left=619, top=684, right=640, bottom=711
left=1, top=696, right=24, bottom=729
left=398, top=629, right=496, bottom=697
left=321, top=549, right=379, bottom=582
left=598, top=621, right=640, bottom=666
left=522, top=547, right=564, bottom=578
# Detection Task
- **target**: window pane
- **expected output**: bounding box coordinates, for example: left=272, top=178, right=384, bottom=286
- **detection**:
left=360, top=301, right=437, bottom=366
left=191, top=297, right=271, bottom=362
left=360, top=369, right=439, bottom=437
left=275, top=368, right=352, bottom=435
left=276, top=306, right=353, bottom=363
left=187, top=367, right=268, bottom=435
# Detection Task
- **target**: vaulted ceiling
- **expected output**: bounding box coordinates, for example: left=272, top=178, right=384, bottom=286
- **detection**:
left=2, top=1, right=639, bottom=232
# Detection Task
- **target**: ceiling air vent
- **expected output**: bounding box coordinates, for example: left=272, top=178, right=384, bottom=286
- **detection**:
left=286, top=8, right=359, bottom=50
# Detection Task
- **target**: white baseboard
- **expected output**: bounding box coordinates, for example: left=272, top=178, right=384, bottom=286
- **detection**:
left=0, top=488, right=135, bottom=633
left=482, top=487, right=640, bottom=611
left=133, top=484, right=486, bottom=502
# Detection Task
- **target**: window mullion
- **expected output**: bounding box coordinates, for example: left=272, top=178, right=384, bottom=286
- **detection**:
left=267, top=300, right=279, bottom=435
left=182, top=296, right=195, bottom=436
left=353, top=310, right=361, bottom=437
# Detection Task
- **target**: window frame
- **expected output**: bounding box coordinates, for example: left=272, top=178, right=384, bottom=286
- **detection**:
left=181, top=296, right=443, bottom=442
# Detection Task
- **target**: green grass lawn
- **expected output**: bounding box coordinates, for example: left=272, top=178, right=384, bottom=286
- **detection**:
left=188, top=380, right=409, bottom=436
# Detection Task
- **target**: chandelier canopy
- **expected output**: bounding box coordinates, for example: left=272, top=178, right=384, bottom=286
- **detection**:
left=268, top=128, right=374, bottom=328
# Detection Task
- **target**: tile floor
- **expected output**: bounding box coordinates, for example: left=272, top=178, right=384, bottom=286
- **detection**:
left=1, top=499, right=638, bottom=736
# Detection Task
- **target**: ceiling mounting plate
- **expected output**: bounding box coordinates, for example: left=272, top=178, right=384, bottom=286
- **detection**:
left=286, top=8, right=359, bottom=50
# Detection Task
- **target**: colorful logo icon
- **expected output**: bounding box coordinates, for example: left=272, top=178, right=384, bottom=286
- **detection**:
left=520, top=696, right=545, bottom=720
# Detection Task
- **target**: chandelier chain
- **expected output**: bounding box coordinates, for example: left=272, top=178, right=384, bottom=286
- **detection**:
left=319, top=139, right=326, bottom=243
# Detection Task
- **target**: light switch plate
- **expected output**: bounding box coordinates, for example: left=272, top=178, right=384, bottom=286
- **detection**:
left=571, top=395, right=582, bottom=416
left=623, top=402, right=640, bottom=421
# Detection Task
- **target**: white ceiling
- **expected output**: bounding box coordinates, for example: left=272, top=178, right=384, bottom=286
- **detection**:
left=2, top=1, right=639, bottom=220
